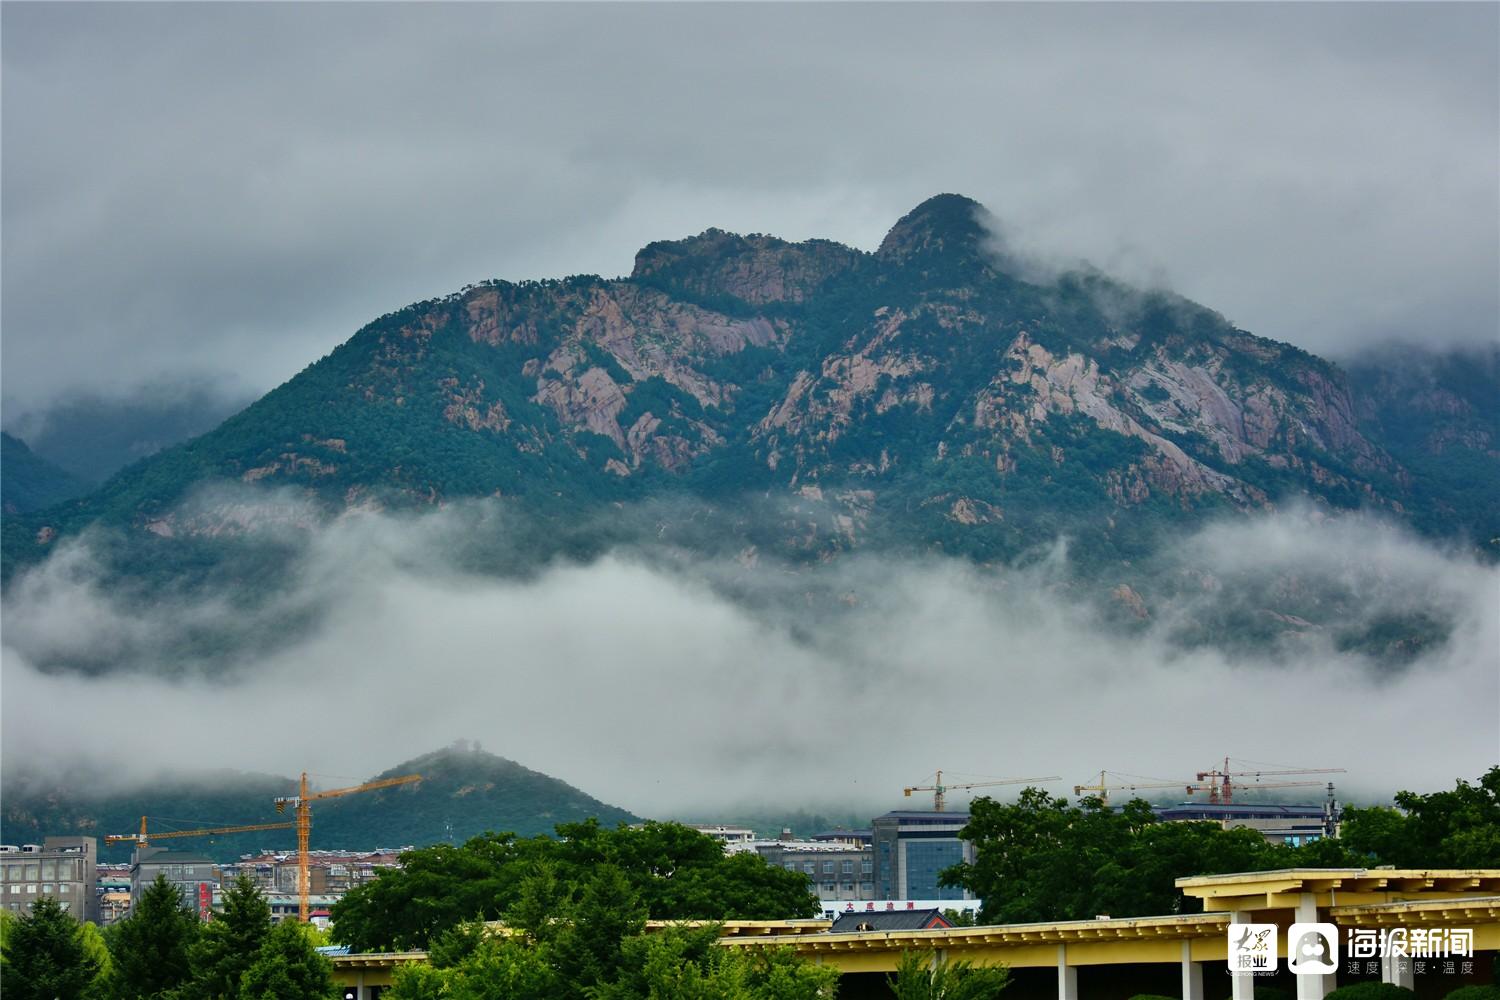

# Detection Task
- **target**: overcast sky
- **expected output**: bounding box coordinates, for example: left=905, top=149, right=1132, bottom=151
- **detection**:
left=3, top=3, right=1497, bottom=419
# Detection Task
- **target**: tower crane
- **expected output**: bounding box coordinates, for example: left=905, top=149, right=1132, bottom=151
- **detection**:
left=904, top=770, right=1060, bottom=812
left=274, top=771, right=422, bottom=922
left=104, top=816, right=294, bottom=847
left=1190, top=758, right=1345, bottom=804
left=1072, top=771, right=1187, bottom=804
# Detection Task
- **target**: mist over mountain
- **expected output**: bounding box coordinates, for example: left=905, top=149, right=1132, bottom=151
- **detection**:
left=1, top=432, right=88, bottom=514
left=1, top=196, right=1495, bottom=812
left=2, top=378, right=258, bottom=486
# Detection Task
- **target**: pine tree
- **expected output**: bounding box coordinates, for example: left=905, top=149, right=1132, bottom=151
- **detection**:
left=188, top=873, right=272, bottom=999
left=238, top=919, right=337, bottom=1000
left=0, top=895, right=101, bottom=1000
left=109, top=873, right=201, bottom=999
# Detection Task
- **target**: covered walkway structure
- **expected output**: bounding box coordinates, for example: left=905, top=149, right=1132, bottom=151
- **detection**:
left=333, top=869, right=1500, bottom=999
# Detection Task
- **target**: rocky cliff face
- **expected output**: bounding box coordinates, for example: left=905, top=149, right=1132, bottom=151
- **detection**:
left=6, top=194, right=1486, bottom=576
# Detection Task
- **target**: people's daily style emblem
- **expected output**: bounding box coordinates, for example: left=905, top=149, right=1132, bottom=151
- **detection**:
left=1288, top=923, right=1339, bottom=975
left=1228, top=923, right=1277, bottom=972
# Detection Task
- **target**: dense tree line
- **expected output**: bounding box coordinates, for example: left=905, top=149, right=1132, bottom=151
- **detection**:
left=943, top=768, right=1500, bottom=924
left=5, top=773, right=1495, bottom=1000
left=330, top=820, right=819, bottom=953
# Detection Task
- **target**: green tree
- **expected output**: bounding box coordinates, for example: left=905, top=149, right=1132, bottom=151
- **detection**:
left=238, top=919, right=337, bottom=1000
left=110, top=874, right=201, bottom=999
left=734, top=944, right=842, bottom=1000
left=548, top=864, right=648, bottom=994
left=330, top=832, right=551, bottom=951
left=79, top=922, right=114, bottom=993
left=944, top=790, right=1284, bottom=923
left=187, top=873, right=272, bottom=999
left=593, top=926, right=740, bottom=1000
left=388, top=931, right=565, bottom=1000
left=1339, top=767, right=1500, bottom=867
left=332, top=821, right=817, bottom=952
left=887, top=949, right=1009, bottom=999
left=0, top=895, right=102, bottom=1000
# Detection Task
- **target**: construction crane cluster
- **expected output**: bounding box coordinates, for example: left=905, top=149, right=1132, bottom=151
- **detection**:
left=1070, top=759, right=1345, bottom=804
left=107, top=769, right=421, bottom=924
left=905, top=758, right=1345, bottom=811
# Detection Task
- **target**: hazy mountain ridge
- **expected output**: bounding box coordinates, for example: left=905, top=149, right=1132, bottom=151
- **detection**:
left=2, top=194, right=1488, bottom=593
left=1, top=432, right=88, bottom=514
left=0, top=744, right=637, bottom=864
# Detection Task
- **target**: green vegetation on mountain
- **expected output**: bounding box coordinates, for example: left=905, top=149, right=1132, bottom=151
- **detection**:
left=1347, top=345, right=1500, bottom=546
left=3, top=194, right=1492, bottom=668
left=0, top=744, right=637, bottom=864
left=1, top=432, right=88, bottom=514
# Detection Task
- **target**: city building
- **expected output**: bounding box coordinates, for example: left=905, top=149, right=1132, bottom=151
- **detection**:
left=755, top=840, right=876, bottom=903
left=871, top=810, right=977, bottom=902
left=810, top=828, right=873, bottom=847
left=689, top=824, right=757, bottom=846
left=131, top=848, right=218, bottom=920
left=0, top=837, right=99, bottom=923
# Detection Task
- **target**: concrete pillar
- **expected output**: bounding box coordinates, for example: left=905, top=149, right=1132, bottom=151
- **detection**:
left=1229, top=909, right=1255, bottom=1000
left=1381, top=952, right=1415, bottom=988
left=1293, top=893, right=1334, bottom=1000
left=1057, top=943, right=1078, bottom=1000
left=1181, top=940, right=1205, bottom=1000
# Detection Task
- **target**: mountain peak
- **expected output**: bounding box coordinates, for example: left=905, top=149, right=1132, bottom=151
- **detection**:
left=876, top=193, right=989, bottom=264
left=630, top=228, right=861, bottom=305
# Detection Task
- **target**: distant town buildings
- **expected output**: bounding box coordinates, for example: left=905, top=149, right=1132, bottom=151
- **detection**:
left=4, top=789, right=1340, bottom=929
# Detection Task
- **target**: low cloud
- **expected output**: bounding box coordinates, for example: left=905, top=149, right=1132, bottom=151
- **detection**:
left=2, top=500, right=1495, bottom=817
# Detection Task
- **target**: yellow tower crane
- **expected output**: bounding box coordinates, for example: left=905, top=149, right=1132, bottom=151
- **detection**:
left=274, top=772, right=422, bottom=922
left=904, top=770, right=1060, bottom=812
left=104, top=816, right=295, bottom=847
left=1072, top=771, right=1188, bottom=804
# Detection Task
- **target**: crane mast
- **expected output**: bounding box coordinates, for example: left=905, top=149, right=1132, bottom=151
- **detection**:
left=274, top=771, right=421, bottom=922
